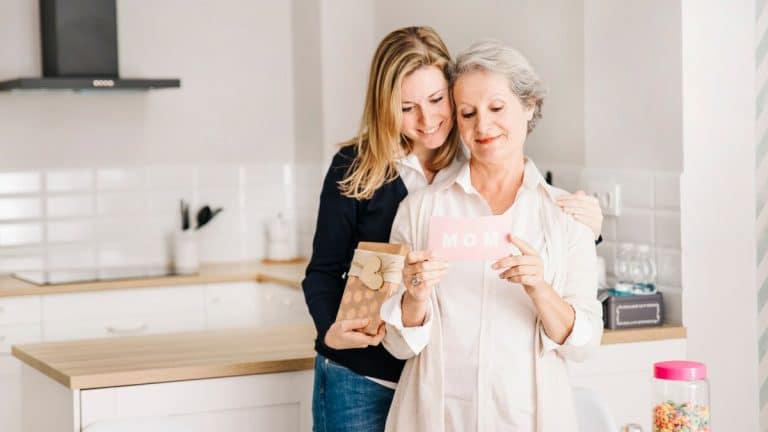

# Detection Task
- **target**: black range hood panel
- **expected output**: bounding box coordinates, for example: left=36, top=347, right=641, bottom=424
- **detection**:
left=0, top=78, right=181, bottom=91
left=0, top=0, right=180, bottom=92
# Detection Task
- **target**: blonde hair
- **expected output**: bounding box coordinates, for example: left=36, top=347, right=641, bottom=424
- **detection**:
left=453, top=40, right=547, bottom=134
left=339, top=26, right=462, bottom=200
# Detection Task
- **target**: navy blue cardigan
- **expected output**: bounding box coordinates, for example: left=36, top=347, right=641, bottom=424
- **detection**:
left=302, top=146, right=408, bottom=382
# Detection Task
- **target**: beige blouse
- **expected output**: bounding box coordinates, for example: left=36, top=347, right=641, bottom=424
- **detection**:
left=383, top=158, right=603, bottom=432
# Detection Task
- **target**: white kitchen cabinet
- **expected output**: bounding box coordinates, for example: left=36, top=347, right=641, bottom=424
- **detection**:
left=204, top=281, right=259, bottom=329
left=257, top=282, right=311, bottom=327
left=20, top=363, right=313, bottom=432
left=0, top=324, right=41, bottom=432
left=0, top=323, right=41, bottom=353
left=0, top=295, right=41, bottom=326
left=42, top=314, right=206, bottom=342
left=42, top=285, right=206, bottom=322
left=0, top=357, right=23, bottom=432
left=568, top=338, right=686, bottom=431
left=41, top=285, right=206, bottom=341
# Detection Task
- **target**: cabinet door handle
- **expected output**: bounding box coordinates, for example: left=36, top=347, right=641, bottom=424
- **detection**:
left=106, top=324, right=148, bottom=335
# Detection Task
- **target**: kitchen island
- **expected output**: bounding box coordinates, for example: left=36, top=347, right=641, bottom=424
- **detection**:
left=14, top=324, right=316, bottom=432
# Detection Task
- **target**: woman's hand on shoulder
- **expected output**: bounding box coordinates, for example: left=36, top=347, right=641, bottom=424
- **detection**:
left=324, top=318, right=385, bottom=350
left=556, top=190, right=603, bottom=240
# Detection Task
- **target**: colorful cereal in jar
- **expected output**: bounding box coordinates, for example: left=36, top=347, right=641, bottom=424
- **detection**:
left=653, top=400, right=710, bottom=432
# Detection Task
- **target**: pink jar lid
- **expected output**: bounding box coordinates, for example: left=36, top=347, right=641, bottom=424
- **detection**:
left=654, top=360, right=707, bottom=381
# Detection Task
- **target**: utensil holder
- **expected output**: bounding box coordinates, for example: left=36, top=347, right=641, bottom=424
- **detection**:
left=173, top=230, right=199, bottom=275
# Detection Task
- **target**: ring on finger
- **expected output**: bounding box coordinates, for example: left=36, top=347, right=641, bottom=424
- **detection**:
left=410, top=274, right=422, bottom=287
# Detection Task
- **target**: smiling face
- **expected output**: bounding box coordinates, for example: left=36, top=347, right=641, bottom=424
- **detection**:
left=453, top=69, right=534, bottom=163
left=399, top=65, right=453, bottom=151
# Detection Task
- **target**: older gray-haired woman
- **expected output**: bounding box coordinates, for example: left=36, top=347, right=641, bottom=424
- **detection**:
left=380, top=41, right=603, bottom=432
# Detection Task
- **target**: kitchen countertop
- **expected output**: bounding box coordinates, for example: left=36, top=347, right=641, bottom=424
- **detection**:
left=0, top=259, right=307, bottom=297
left=12, top=324, right=317, bottom=390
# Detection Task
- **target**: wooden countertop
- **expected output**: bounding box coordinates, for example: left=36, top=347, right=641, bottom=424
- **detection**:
left=0, top=260, right=307, bottom=297
left=601, top=323, right=686, bottom=345
left=12, top=322, right=686, bottom=390
left=12, top=324, right=317, bottom=390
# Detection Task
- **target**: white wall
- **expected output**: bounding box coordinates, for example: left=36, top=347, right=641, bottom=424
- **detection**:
left=0, top=0, right=295, bottom=168
left=319, top=0, right=375, bottom=162
left=680, top=0, right=758, bottom=429
left=584, top=0, right=683, bottom=172
left=373, top=0, right=586, bottom=166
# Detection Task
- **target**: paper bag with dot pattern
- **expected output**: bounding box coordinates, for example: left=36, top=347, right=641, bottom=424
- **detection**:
left=336, top=242, right=409, bottom=336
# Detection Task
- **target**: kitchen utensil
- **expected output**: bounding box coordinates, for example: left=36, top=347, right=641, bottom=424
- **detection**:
left=180, top=200, right=190, bottom=231
left=195, top=205, right=223, bottom=230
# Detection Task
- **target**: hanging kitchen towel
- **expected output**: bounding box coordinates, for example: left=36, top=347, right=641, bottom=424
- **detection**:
left=337, top=242, right=409, bottom=336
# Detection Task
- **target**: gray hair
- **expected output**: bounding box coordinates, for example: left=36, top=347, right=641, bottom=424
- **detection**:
left=452, top=40, right=547, bottom=134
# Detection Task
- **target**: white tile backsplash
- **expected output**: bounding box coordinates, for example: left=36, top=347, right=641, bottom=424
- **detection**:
left=0, top=198, right=41, bottom=221
left=654, top=173, right=680, bottom=210
left=47, top=195, right=94, bottom=218
left=658, top=286, right=683, bottom=324
left=97, top=192, right=149, bottom=215
left=600, top=216, right=617, bottom=242
left=615, top=171, right=654, bottom=208
left=146, top=166, right=199, bottom=189
left=655, top=211, right=681, bottom=248
left=46, top=245, right=96, bottom=269
left=96, top=168, right=146, bottom=190
left=47, top=221, right=93, bottom=243
left=0, top=254, right=44, bottom=272
left=45, top=170, right=93, bottom=192
left=0, top=246, right=44, bottom=272
left=198, top=165, right=244, bottom=188
left=597, top=241, right=616, bottom=277
left=0, top=162, right=304, bottom=272
left=657, top=249, right=682, bottom=287
left=0, top=172, right=41, bottom=195
left=615, top=209, right=654, bottom=244
left=0, top=223, right=43, bottom=247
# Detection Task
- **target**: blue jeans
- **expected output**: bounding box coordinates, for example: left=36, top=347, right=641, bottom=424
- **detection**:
left=312, top=354, right=395, bottom=432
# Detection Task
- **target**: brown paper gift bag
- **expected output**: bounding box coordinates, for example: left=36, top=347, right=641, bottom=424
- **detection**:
left=335, top=241, right=409, bottom=336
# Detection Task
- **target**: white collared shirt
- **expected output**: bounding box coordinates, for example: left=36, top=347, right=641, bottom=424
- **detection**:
left=365, top=149, right=466, bottom=390
left=381, top=158, right=592, bottom=431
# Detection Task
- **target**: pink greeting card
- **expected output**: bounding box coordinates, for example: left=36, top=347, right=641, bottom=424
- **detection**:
left=427, top=215, right=513, bottom=261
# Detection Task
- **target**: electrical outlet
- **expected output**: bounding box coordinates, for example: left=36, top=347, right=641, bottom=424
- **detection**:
left=586, top=181, right=622, bottom=216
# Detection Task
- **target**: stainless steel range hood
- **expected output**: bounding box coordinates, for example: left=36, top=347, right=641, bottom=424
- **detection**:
left=0, top=0, right=180, bottom=92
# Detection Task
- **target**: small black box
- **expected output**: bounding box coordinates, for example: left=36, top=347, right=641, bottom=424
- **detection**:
left=40, top=0, right=119, bottom=77
left=599, top=289, right=664, bottom=329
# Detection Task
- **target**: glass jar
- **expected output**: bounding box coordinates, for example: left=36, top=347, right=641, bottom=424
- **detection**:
left=652, top=361, right=710, bottom=432
left=614, top=243, right=635, bottom=294
left=631, top=244, right=657, bottom=294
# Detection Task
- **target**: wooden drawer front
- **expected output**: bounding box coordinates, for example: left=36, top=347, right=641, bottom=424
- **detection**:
left=42, top=314, right=206, bottom=342
left=42, top=285, right=205, bottom=322
left=0, top=324, right=41, bottom=354
left=0, top=296, right=41, bottom=326
left=204, top=282, right=258, bottom=329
